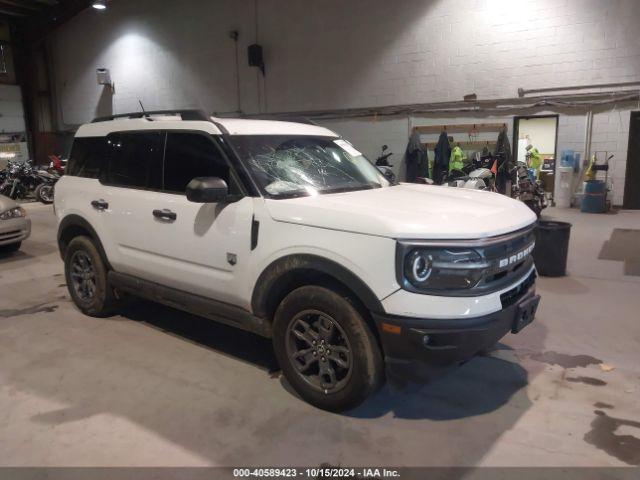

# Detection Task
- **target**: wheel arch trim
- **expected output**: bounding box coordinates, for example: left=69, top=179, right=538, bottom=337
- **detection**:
left=57, top=214, right=112, bottom=269
left=251, top=254, right=385, bottom=319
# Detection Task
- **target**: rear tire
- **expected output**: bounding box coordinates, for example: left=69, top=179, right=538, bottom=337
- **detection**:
left=64, top=236, right=116, bottom=317
left=273, top=285, right=384, bottom=412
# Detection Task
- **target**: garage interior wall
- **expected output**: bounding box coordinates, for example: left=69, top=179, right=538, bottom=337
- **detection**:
left=47, top=0, right=640, bottom=205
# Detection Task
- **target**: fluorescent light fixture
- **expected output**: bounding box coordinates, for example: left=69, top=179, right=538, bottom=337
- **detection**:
left=92, top=1, right=106, bottom=9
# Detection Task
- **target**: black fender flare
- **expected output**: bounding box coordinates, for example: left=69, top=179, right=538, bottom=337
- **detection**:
left=251, top=254, right=384, bottom=319
left=57, top=214, right=112, bottom=269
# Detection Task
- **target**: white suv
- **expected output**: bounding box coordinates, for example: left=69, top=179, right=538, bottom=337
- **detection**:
left=55, top=110, right=540, bottom=411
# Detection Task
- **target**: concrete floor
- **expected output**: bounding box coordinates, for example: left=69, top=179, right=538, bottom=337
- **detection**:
left=0, top=204, right=639, bottom=467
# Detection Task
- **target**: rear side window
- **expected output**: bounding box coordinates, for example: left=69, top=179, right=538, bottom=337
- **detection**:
left=102, top=132, right=164, bottom=190
left=66, top=137, right=106, bottom=178
left=163, top=132, right=238, bottom=194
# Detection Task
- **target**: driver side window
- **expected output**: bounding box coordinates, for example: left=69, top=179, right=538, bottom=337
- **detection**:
left=163, top=132, right=239, bottom=195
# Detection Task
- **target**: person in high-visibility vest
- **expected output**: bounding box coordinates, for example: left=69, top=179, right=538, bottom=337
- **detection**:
left=449, top=144, right=467, bottom=173
left=525, top=144, right=542, bottom=179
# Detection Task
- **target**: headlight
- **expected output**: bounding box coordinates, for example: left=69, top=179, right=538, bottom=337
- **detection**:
left=403, top=247, right=488, bottom=291
left=0, top=206, right=26, bottom=220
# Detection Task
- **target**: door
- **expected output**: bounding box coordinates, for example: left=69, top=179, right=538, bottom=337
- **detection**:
left=623, top=112, right=640, bottom=209
left=513, top=115, right=559, bottom=197
left=102, top=130, right=253, bottom=307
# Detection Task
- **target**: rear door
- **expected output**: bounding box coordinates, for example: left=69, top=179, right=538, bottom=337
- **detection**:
left=98, top=130, right=166, bottom=277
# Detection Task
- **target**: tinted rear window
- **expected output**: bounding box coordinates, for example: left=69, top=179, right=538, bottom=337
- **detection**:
left=102, top=131, right=164, bottom=190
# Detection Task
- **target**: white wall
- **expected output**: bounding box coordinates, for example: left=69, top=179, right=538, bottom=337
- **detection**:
left=47, top=0, right=640, bottom=205
left=517, top=117, right=557, bottom=156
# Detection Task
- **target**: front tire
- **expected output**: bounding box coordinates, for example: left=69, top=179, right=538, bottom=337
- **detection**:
left=64, top=236, right=116, bottom=317
left=273, top=285, right=384, bottom=412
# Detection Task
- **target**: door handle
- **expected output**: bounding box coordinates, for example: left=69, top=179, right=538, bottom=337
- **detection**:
left=91, top=199, right=108, bottom=210
left=153, top=209, right=177, bottom=221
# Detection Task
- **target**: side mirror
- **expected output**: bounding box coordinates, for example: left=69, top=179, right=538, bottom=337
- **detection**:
left=186, top=177, right=228, bottom=203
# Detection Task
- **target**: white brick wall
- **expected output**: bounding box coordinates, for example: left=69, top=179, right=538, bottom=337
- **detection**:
left=48, top=0, right=640, bottom=205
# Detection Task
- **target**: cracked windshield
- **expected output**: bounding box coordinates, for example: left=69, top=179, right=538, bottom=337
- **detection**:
left=229, top=135, right=389, bottom=198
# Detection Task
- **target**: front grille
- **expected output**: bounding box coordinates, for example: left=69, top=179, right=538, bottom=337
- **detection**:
left=500, top=271, right=536, bottom=307
left=471, top=226, right=536, bottom=292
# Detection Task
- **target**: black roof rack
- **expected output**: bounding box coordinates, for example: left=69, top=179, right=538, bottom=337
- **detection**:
left=92, top=109, right=210, bottom=123
left=245, top=114, right=319, bottom=126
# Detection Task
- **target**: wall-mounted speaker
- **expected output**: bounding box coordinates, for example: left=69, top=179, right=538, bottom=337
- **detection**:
left=248, top=44, right=265, bottom=75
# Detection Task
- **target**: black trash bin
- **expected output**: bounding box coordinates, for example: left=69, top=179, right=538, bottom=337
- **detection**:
left=533, top=221, right=571, bottom=277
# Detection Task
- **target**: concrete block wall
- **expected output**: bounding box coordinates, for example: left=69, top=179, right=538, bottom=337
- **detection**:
left=590, top=107, right=633, bottom=205
left=47, top=0, right=640, bottom=204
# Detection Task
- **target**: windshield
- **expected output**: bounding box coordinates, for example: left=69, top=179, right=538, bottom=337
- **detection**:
left=229, top=135, right=389, bottom=198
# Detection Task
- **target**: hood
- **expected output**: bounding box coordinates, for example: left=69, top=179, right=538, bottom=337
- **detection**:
left=265, top=183, right=536, bottom=239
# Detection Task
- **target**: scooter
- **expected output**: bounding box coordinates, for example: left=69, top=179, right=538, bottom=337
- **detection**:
left=374, top=145, right=396, bottom=183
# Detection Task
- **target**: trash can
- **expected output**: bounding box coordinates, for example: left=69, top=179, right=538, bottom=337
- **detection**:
left=581, top=180, right=607, bottom=213
left=533, top=221, right=571, bottom=277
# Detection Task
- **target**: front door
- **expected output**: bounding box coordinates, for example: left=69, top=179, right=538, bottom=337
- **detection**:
left=102, top=130, right=254, bottom=308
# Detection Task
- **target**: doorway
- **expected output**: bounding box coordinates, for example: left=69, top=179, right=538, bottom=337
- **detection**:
left=623, top=112, right=640, bottom=209
left=513, top=115, right=559, bottom=198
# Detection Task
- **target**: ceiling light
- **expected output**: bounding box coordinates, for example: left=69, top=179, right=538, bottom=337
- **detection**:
left=92, top=1, right=106, bottom=10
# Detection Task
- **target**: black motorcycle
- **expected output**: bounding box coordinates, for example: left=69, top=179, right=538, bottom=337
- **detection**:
left=0, top=161, right=29, bottom=200
left=374, top=145, right=396, bottom=183
left=0, top=160, right=58, bottom=203
left=512, top=162, right=547, bottom=217
left=34, top=171, right=58, bottom=204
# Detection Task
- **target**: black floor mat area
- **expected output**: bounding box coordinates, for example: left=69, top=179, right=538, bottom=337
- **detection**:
left=599, top=228, right=640, bottom=276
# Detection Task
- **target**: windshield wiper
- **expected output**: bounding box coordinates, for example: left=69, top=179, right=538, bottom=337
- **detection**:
left=269, top=190, right=310, bottom=200
left=318, top=184, right=381, bottom=195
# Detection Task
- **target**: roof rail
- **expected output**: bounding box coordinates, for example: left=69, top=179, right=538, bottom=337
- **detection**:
left=91, top=109, right=210, bottom=123
left=246, top=114, right=319, bottom=126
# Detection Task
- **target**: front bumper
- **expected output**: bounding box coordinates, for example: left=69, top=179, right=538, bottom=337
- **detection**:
left=0, top=217, right=31, bottom=246
left=373, top=271, right=538, bottom=382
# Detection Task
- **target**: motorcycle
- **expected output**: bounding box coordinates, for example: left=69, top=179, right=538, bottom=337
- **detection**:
left=0, top=160, right=59, bottom=203
left=47, top=155, right=67, bottom=175
left=0, top=161, right=30, bottom=200
left=374, top=145, right=397, bottom=183
left=512, top=161, right=547, bottom=217
left=444, top=152, right=497, bottom=191
left=34, top=170, right=58, bottom=204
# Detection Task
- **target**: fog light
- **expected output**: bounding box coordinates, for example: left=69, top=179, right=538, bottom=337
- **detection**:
left=422, top=335, right=431, bottom=347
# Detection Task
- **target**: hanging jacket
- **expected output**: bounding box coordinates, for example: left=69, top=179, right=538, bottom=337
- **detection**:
left=495, top=128, right=513, bottom=173
left=494, top=127, right=514, bottom=194
left=405, top=129, right=428, bottom=182
left=433, top=131, right=451, bottom=184
left=449, top=146, right=467, bottom=172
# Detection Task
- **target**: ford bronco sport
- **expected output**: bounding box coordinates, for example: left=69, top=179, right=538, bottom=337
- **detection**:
left=56, top=110, right=540, bottom=411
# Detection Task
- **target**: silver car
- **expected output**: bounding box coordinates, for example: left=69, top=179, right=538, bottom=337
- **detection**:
left=0, top=195, right=30, bottom=253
